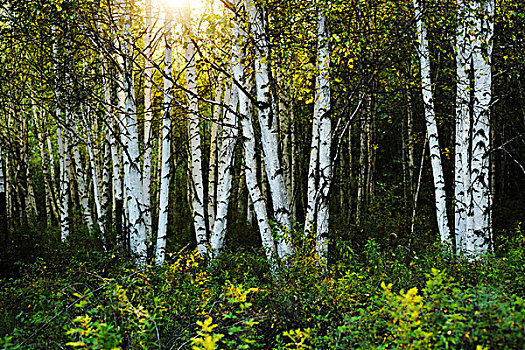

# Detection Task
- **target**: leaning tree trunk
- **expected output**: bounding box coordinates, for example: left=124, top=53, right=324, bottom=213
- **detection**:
left=210, top=78, right=239, bottom=258
left=231, top=3, right=278, bottom=271
left=245, top=0, right=294, bottom=259
left=413, top=0, right=450, bottom=245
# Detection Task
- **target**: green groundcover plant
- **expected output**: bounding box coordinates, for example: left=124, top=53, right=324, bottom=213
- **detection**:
left=1, top=231, right=524, bottom=349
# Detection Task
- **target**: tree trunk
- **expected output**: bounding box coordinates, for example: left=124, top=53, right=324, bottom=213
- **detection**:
left=210, top=76, right=239, bottom=258
left=119, top=0, right=147, bottom=263
left=470, top=0, right=493, bottom=255
left=208, top=74, right=223, bottom=232
left=245, top=0, right=294, bottom=259
left=184, top=4, right=208, bottom=257
left=0, top=146, right=7, bottom=244
left=413, top=0, right=450, bottom=245
left=143, top=0, right=153, bottom=243
left=155, top=12, right=173, bottom=266
left=315, top=7, right=332, bottom=266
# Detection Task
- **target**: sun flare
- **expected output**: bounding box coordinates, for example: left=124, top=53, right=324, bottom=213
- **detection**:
left=156, top=0, right=203, bottom=10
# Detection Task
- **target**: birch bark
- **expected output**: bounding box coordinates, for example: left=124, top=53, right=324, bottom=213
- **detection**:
left=119, top=0, right=147, bottom=263
left=0, top=145, right=7, bottom=240
left=244, top=0, right=294, bottom=259
left=143, top=0, right=153, bottom=242
left=315, top=7, right=332, bottom=265
left=72, top=125, right=94, bottom=232
left=231, top=10, right=278, bottom=271
left=184, top=4, right=208, bottom=257
left=455, top=0, right=493, bottom=257
left=413, top=0, right=450, bottom=245
left=208, top=74, right=223, bottom=232
left=470, top=0, right=493, bottom=255
left=54, top=26, right=70, bottom=242
left=155, top=11, right=173, bottom=266
left=210, top=79, right=239, bottom=258
left=454, top=0, right=471, bottom=254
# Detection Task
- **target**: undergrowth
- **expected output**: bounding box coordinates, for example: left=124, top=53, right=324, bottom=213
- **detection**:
left=0, top=229, right=524, bottom=349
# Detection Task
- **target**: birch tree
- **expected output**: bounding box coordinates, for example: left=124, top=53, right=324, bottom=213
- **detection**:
left=143, top=0, right=154, bottom=242
left=455, top=0, right=494, bottom=258
left=210, top=78, right=239, bottom=258
left=155, top=9, right=173, bottom=266
left=244, top=0, right=294, bottom=259
left=118, top=0, right=147, bottom=263
left=184, top=3, right=208, bottom=257
left=412, top=0, right=450, bottom=245
left=54, top=26, right=70, bottom=242
left=304, top=3, right=332, bottom=266
left=230, top=2, right=278, bottom=270
left=470, top=0, right=493, bottom=255
left=0, top=145, right=6, bottom=240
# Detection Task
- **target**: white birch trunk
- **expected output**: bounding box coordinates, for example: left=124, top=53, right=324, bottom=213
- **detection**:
left=72, top=126, right=94, bottom=232
left=454, top=0, right=471, bottom=254
left=210, top=80, right=239, bottom=258
left=413, top=0, right=450, bottom=245
left=155, top=12, right=173, bottom=266
left=229, top=2, right=278, bottom=271
left=119, top=0, right=147, bottom=263
left=0, top=145, right=6, bottom=238
left=315, top=7, right=332, bottom=266
left=47, top=137, right=59, bottom=215
left=143, top=0, right=153, bottom=242
left=470, top=0, right=493, bottom=256
left=84, top=114, right=106, bottom=243
left=305, top=103, right=319, bottom=236
left=35, top=111, right=58, bottom=225
left=245, top=0, right=294, bottom=259
left=208, top=75, right=223, bottom=232
left=184, top=4, right=208, bottom=257
left=57, top=126, right=70, bottom=242
left=54, top=26, right=70, bottom=242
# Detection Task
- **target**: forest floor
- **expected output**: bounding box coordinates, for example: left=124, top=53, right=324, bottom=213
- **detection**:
left=0, top=226, right=524, bottom=349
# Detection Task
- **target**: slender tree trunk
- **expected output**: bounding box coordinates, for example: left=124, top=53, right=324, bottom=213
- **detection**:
left=0, top=146, right=7, bottom=244
left=356, top=106, right=367, bottom=222
left=83, top=113, right=107, bottom=247
left=72, top=125, right=94, bottom=232
left=315, top=7, right=332, bottom=265
left=119, top=0, right=147, bottom=263
left=155, top=12, right=173, bottom=266
left=413, top=0, right=450, bottom=244
left=184, top=4, right=208, bottom=257
left=54, top=26, right=70, bottom=242
left=143, top=0, right=153, bottom=242
left=208, top=74, right=223, bottom=232
left=210, top=77, right=239, bottom=258
left=406, top=87, right=415, bottom=197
